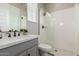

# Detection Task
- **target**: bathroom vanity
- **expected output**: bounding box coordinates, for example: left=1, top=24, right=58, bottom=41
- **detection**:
left=0, top=35, right=38, bottom=56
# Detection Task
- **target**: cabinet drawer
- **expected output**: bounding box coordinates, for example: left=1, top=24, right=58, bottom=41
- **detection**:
left=0, top=38, right=38, bottom=56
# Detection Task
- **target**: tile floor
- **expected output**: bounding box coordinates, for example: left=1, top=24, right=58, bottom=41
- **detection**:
left=50, top=49, right=75, bottom=56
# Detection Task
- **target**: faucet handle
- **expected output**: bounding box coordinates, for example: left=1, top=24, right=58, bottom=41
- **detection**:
left=8, top=33, right=11, bottom=37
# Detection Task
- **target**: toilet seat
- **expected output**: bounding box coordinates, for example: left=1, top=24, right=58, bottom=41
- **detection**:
left=39, top=43, right=52, bottom=52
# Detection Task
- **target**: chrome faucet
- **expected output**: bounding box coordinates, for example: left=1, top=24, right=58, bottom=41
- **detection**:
left=13, top=30, right=17, bottom=37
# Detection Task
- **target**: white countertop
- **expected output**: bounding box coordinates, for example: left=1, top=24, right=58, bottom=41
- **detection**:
left=0, top=35, right=38, bottom=49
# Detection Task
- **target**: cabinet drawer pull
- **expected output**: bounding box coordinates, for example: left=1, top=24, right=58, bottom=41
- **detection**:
left=28, top=53, right=30, bottom=56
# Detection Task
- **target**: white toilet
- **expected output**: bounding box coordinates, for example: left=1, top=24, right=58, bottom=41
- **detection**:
left=39, top=43, right=52, bottom=56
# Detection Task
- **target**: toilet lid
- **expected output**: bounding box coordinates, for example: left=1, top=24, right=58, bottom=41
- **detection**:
left=39, top=43, right=52, bottom=49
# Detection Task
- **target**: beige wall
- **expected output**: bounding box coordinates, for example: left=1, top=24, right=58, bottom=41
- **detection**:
left=9, top=3, right=27, bottom=16
left=42, top=3, right=75, bottom=13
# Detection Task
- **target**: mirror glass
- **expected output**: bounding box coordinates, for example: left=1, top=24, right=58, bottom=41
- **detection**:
left=0, top=3, right=27, bottom=32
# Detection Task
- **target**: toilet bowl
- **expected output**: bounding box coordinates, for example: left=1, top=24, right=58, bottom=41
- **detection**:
left=39, top=43, right=52, bottom=56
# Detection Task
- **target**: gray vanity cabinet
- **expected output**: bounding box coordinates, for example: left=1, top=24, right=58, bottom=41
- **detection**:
left=18, top=45, right=38, bottom=56
left=27, top=45, right=38, bottom=56
left=0, top=38, right=38, bottom=56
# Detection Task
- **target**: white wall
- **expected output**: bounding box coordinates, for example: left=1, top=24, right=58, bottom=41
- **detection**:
left=27, top=21, right=38, bottom=35
left=38, top=8, right=49, bottom=44
left=52, top=7, right=75, bottom=52
left=75, top=4, right=79, bottom=55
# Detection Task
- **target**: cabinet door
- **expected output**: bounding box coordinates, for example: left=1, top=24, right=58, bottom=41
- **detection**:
left=27, top=45, right=38, bottom=56
left=18, top=51, right=27, bottom=56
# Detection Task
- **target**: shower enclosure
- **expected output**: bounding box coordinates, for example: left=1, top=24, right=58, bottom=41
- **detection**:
left=38, top=3, right=79, bottom=56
